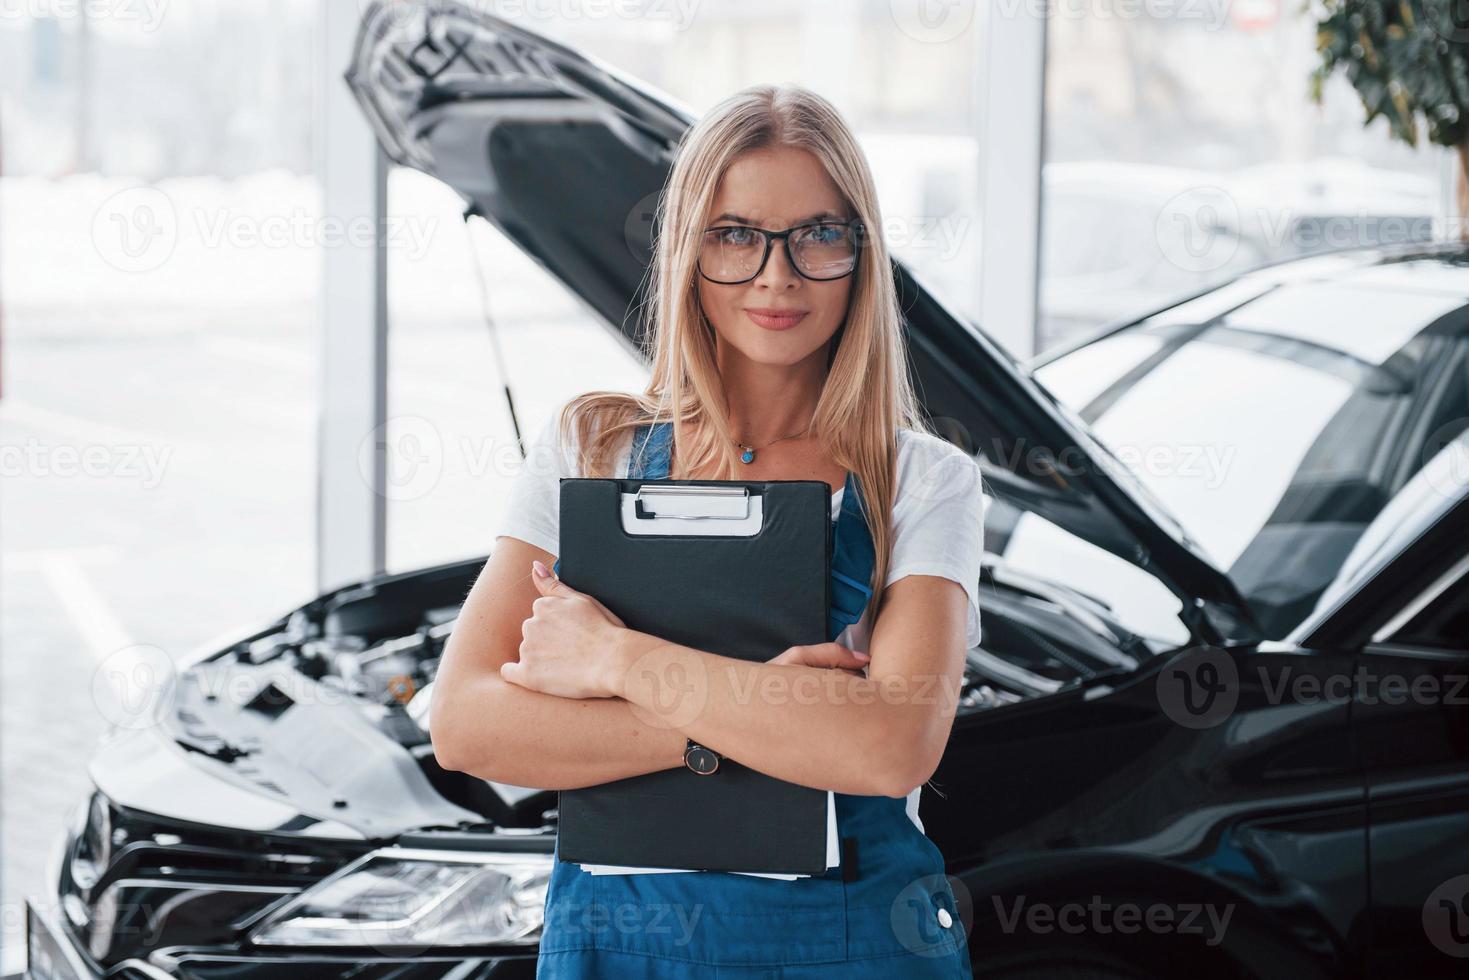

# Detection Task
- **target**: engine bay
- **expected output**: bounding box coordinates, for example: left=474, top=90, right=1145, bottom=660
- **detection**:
left=172, top=554, right=1164, bottom=837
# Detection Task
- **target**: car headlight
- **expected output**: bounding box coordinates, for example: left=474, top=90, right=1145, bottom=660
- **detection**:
left=249, top=846, right=551, bottom=949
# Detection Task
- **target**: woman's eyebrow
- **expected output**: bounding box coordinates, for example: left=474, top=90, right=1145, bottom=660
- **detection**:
left=711, top=210, right=847, bottom=226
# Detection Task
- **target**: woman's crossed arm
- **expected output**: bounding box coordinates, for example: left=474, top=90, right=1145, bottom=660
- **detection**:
left=436, top=535, right=968, bottom=798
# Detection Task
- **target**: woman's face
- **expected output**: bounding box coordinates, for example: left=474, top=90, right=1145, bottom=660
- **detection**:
left=696, top=145, right=855, bottom=369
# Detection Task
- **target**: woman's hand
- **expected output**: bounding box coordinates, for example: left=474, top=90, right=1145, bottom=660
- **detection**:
left=499, top=560, right=628, bottom=699
left=769, top=641, right=871, bottom=676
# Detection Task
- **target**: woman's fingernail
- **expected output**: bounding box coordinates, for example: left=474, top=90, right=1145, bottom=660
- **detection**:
left=855, top=650, right=871, bottom=660
left=532, top=560, right=548, bottom=578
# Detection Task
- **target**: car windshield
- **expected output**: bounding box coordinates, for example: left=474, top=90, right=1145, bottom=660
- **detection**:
left=1034, top=271, right=1469, bottom=640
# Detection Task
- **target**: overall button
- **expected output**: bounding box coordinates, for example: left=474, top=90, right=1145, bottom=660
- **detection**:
left=937, top=907, right=953, bottom=929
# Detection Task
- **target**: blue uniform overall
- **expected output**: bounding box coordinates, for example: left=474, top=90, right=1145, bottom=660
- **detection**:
left=541, top=422, right=971, bottom=978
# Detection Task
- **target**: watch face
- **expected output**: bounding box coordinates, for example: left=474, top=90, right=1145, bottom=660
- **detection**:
left=686, top=745, right=720, bottom=775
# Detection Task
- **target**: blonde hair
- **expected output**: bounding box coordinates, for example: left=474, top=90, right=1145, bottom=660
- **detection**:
left=557, top=83, right=930, bottom=607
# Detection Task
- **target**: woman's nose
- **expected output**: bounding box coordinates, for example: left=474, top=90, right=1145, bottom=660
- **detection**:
left=754, top=237, right=801, bottom=288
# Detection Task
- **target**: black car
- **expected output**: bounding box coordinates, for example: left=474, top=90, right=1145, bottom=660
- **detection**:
left=24, top=4, right=1469, bottom=979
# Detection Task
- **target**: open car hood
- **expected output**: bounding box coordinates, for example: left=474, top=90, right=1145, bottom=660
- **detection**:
left=344, top=1, right=1259, bottom=647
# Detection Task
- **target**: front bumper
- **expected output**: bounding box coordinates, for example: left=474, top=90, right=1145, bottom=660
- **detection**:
left=25, top=897, right=102, bottom=980
left=26, top=891, right=539, bottom=980
left=27, top=795, right=541, bottom=980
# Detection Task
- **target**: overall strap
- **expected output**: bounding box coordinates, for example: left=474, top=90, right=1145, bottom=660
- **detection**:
left=550, top=423, right=668, bottom=577
left=626, top=422, right=672, bottom=480
left=558, top=420, right=876, bottom=641
left=829, top=471, right=876, bottom=643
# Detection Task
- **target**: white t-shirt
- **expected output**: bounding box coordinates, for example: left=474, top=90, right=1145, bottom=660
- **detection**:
left=493, top=402, right=987, bottom=830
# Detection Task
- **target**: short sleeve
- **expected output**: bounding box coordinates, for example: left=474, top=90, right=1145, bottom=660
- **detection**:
left=493, top=403, right=581, bottom=557
left=884, top=441, right=987, bottom=648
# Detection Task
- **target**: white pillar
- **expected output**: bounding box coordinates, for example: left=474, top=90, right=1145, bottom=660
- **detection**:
left=315, top=1, right=388, bottom=592
left=974, top=2, right=1047, bottom=360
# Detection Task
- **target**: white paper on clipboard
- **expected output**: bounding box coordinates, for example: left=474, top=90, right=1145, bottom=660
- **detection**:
left=620, top=486, right=765, bottom=537
left=580, top=790, right=838, bottom=879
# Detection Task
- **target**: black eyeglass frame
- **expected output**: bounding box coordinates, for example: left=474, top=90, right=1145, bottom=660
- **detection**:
left=696, top=218, right=867, bottom=285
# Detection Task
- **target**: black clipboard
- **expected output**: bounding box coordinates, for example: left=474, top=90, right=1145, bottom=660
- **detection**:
left=553, top=477, right=832, bottom=874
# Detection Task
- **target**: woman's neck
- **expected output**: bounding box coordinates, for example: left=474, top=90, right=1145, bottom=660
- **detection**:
left=715, top=341, right=827, bottom=445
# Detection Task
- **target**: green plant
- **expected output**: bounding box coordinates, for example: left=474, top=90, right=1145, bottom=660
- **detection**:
left=1313, top=0, right=1469, bottom=234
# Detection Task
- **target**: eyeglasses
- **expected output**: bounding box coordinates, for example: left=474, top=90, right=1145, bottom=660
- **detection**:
left=697, top=219, right=865, bottom=285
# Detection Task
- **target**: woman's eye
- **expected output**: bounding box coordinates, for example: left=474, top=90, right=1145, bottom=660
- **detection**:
left=714, top=227, right=756, bottom=246
left=807, top=224, right=843, bottom=244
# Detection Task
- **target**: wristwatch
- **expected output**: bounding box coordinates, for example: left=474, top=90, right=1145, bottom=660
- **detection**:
left=684, top=738, right=721, bottom=775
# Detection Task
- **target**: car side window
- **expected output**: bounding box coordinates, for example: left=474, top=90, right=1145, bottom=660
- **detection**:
left=1386, top=569, right=1469, bottom=653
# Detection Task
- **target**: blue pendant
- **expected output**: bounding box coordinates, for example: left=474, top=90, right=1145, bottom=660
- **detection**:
left=740, top=448, right=755, bottom=464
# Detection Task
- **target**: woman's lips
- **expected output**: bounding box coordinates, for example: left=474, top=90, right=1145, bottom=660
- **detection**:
left=744, top=308, right=809, bottom=330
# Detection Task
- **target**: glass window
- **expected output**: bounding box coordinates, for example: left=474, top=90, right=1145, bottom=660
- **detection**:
left=1035, top=280, right=1469, bottom=640
left=384, top=171, right=646, bottom=572
left=1389, top=570, right=1469, bottom=652
left=1040, top=5, right=1444, bottom=353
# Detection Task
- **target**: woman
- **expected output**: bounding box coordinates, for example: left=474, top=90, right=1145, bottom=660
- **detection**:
left=432, top=83, right=985, bottom=977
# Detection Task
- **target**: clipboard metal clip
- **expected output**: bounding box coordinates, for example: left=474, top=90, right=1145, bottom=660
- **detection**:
left=634, top=484, right=751, bottom=521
